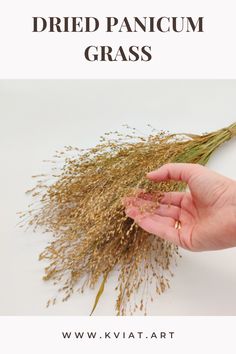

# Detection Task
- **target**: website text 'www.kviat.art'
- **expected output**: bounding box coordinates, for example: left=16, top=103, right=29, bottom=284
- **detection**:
left=61, top=330, right=175, bottom=340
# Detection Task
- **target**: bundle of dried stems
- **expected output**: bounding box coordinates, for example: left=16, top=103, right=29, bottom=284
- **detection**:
left=20, top=122, right=236, bottom=315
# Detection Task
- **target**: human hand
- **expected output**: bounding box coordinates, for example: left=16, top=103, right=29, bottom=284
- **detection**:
left=124, top=163, right=236, bottom=251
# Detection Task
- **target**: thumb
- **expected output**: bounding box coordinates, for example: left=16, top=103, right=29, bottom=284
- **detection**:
left=147, top=163, right=204, bottom=184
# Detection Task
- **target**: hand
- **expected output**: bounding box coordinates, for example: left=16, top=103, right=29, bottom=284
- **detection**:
left=124, top=163, right=236, bottom=251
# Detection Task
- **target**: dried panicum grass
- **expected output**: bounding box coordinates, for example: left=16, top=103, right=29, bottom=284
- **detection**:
left=19, top=123, right=236, bottom=315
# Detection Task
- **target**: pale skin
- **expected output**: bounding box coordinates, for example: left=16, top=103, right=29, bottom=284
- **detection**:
left=124, top=163, right=236, bottom=251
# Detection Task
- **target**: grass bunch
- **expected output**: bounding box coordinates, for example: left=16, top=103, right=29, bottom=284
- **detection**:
left=20, top=122, right=236, bottom=315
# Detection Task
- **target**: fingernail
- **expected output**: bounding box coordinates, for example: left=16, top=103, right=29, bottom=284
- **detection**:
left=146, top=171, right=155, bottom=178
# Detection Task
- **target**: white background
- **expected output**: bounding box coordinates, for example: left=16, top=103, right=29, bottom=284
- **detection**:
left=0, top=0, right=236, bottom=78
left=0, top=80, right=236, bottom=316
left=1, top=0, right=236, bottom=351
left=0, top=316, right=235, bottom=354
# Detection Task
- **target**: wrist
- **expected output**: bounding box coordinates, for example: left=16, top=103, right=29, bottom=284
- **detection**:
left=231, top=182, right=236, bottom=242
left=232, top=181, right=236, bottom=205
